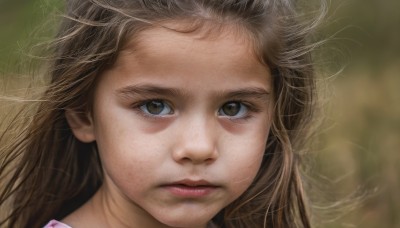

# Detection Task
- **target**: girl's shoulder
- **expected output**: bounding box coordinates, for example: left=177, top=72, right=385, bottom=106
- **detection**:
left=43, top=220, right=72, bottom=228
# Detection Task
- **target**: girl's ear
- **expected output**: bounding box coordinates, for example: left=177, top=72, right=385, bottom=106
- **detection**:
left=65, top=110, right=96, bottom=143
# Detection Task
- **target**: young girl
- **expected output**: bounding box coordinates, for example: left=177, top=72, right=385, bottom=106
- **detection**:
left=0, top=0, right=323, bottom=227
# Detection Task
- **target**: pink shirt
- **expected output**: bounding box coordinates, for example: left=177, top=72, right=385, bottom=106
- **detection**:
left=43, top=219, right=219, bottom=227
left=44, top=220, right=72, bottom=228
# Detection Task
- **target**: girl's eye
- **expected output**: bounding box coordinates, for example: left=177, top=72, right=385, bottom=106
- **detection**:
left=218, top=101, right=248, bottom=118
left=139, top=100, right=173, bottom=116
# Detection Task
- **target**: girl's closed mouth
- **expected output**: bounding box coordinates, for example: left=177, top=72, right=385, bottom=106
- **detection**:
left=161, top=179, right=220, bottom=198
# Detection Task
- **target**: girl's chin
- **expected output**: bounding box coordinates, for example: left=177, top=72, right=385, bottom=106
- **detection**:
left=155, top=214, right=214, bottom=228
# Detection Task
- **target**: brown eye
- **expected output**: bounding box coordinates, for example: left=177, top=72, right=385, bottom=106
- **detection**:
left=219, top=102, right=248, bottom=117
left=140, top=100, right=172, bottom=115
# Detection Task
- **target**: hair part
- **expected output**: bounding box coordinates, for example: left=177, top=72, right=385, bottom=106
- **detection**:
left=0, top=0, right=325, bottom=227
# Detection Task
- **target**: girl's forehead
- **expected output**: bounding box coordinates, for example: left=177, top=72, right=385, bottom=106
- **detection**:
left=102, top=21, right=272, bottom=93
left=123, top=20, right=257, bottom=56
left=117, top=21, right=263, bottom=70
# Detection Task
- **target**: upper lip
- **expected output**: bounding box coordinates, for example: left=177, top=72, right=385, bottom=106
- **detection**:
left=164, top=179, right=218, bottom=187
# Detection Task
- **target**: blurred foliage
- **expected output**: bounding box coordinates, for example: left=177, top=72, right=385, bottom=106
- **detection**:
left=0, top=0, right=62, bottom=72
left=312, top=1, right=400, bottom=227
left=0, top=0, right=399, bottom=227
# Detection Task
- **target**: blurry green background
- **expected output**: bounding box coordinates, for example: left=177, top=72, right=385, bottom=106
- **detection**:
left=1, top=0, right=399, bottom=227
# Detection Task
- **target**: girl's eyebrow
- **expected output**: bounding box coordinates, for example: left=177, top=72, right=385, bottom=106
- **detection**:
left=220, top=87, right=271, bottom=100
left=115, top=84, right=270, bottom=100
left=116, top=84, right=186, bottom=99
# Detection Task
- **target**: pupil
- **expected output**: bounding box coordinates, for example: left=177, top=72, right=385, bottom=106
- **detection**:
left=147, top=101, right=164, bottom=114
left=223, top=102, right=240, bottom=116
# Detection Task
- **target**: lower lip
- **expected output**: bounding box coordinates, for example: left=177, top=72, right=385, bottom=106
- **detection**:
left=164, top=185, right=218, bottom=198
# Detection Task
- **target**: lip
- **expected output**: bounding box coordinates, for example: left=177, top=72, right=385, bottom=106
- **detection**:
left=161, top=179, right=220, bottom=198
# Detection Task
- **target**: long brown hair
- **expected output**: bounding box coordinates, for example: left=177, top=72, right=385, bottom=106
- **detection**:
left=0, top=0, right=325, bottom=227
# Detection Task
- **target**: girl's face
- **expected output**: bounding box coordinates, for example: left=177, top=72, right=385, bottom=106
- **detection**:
left=75, top=25, right=273, bottom=227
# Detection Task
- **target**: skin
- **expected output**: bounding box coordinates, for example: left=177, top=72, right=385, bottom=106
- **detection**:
left=65, top=24, right=273, bottom=228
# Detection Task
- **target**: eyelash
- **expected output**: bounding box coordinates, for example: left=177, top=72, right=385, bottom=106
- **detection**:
left=131, top=99, right=261, bottom=120
left=131, top=99, right=174, bottom=118
left=219, top=100, right=260, bottom=121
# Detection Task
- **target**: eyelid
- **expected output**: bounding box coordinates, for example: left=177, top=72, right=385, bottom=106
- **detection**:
left=226, top=100, right=262, bottom=113
left=218, top=100, right=261, bottom=121
left=131, top=99, right=175, bottom=118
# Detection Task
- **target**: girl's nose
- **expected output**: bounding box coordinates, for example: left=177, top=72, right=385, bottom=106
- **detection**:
left=171, top=116, right=219, bottom=165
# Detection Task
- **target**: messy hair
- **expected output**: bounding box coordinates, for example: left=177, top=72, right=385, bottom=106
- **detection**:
left=0, top=0, right=324, bottom=227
